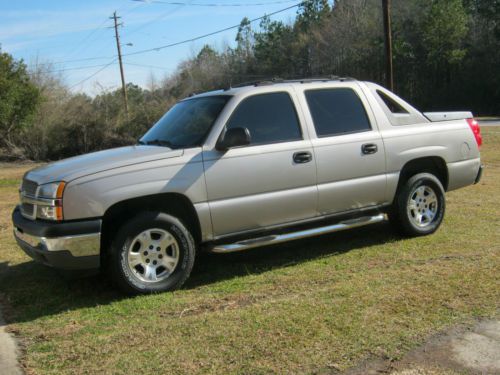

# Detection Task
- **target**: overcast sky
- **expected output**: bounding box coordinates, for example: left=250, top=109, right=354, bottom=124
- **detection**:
left=0, top=0, right=300, bottom=95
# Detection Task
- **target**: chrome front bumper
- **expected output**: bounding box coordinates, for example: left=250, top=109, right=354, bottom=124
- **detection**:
left=12, top=206, right=101, bottom=270
left=13, top=228, right=101, bottom=257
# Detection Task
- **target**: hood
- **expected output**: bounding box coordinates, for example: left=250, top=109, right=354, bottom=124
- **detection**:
left=25, top=145, right=184, bottom=185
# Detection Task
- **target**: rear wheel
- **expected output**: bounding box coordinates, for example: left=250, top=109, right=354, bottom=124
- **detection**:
left=110, top=211, right=196, bottom=294
left=389, top=173, right=446, bottom=236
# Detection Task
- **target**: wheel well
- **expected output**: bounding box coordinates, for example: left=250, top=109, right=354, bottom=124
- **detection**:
left=398, top=157, right=448, bottom=191
left=100, top=193, right=202, bottom=260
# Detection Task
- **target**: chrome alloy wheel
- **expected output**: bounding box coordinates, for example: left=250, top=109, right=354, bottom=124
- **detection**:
left=126, top=228, right=179, bottom=283
left=407, top=185, right=438, bottom=227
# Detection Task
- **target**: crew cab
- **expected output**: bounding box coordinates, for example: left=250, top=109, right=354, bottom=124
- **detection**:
left=12, top=78, right=483, bottom=294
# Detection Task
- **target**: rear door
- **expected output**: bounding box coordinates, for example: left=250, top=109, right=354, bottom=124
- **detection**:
left=202, top=90, right=318, bottom=237
left=299, top=84, right=387, bottom=215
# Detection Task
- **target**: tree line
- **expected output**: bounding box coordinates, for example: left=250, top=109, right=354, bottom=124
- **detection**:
left=0, top=0, right=498, bottom=161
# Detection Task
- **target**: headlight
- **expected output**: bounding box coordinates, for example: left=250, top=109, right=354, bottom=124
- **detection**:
left=38, top=182, right=65, bottom=199
left=36, top=181, right=66, bottom=221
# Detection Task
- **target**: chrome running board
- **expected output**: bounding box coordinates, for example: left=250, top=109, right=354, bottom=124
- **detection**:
left=210, top=214, right=386, bottom=254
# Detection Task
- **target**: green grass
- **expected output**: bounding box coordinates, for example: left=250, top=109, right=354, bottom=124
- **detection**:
left=0, top=179, right=20, bottom=187
left=0, top=132, right=498, bottom=374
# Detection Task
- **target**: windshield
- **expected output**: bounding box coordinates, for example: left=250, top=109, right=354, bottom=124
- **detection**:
left=139, top=95, right=230, bottom=149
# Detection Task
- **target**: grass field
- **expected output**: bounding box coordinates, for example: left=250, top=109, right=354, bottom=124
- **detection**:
left=0, top=130, right=499, bottom=375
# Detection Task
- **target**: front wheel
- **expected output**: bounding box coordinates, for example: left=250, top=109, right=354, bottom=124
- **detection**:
left=110, top=211, right=196, bottom=294
left=389, top=173, right=446, bottom=236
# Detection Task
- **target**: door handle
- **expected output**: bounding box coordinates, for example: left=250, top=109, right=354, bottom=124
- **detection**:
left=293, top=151, right=313, bottom=164
left=361, top=143, right=378, bottom=155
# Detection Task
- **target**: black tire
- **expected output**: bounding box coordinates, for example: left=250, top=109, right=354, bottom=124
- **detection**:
left=109, top=211, right=196, bottom=294
left=388, top=173, right=446, bottom=236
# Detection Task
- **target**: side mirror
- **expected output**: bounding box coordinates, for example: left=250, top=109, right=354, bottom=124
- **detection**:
left=216, top=127, right=251, bottom=151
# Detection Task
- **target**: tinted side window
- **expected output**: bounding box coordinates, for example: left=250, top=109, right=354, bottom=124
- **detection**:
left=226, top=92, right=302, bottom=145
left=142, top=96, right=230, bottom=148
left=305, top=88, right=371, bottom=137
left=377, top=90, right=409, bottom=114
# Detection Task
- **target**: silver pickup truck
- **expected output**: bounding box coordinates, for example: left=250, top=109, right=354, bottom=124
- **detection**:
left=12, top=78, right=483, bottom=294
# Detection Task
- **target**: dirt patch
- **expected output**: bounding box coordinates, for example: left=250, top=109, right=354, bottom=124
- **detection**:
left=343, top=319, right=500, bottom=375
left=160, top=293, right=266, bottom=319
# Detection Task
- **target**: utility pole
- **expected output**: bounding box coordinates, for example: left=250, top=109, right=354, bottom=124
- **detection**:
left=111, top=11, right=129, bottom=118
left=382, top=0, right=394, bottom=91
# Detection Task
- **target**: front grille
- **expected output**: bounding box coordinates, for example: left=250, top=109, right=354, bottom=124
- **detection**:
left=21, top=203, right=35, bottom=217
left=21, top=179, right=38, bottom=196
left=20, top=179, right=38, bottom=220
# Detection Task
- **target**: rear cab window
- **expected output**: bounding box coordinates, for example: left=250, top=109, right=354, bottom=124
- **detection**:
left=225, top=92, right=302, bottom=146
left=376, top=90, right=409, bottom=114
left=368, top=83, right=428, bottom=126
left=304, top=88, right=372, bottom=137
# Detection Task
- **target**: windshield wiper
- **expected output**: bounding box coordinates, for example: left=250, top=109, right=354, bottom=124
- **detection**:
left=139, top=139, right=179, bottom=148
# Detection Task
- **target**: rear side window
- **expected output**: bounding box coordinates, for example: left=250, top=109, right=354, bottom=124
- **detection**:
left=226, top=92, right=302, bottom=145
left=305, top=88, right=371, bottom=137
left=376, top=90, right=409, bottom=114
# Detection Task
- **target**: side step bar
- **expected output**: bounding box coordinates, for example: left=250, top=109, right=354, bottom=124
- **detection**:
left=210, top=214, right=386, bottom=254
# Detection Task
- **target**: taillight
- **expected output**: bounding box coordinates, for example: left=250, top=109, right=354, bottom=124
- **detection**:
left=466, top=118, right=482, bottom=148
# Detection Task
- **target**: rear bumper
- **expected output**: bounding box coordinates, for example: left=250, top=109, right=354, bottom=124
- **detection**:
left=447, top=158, right=482, bottom=191
left=12, top=207, right=101, bottom=270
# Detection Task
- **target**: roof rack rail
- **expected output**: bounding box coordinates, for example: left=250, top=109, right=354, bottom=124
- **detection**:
left=223, top=77, right=283, bottom=91
left=223, top=76, right=356, bottom=91
left=284, top=76, right=356, bottom=83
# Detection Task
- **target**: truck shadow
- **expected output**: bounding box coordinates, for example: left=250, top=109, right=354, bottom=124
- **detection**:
left=186, top=222, right=397, bottom=289
left=0, top=222, right=397, bottom=324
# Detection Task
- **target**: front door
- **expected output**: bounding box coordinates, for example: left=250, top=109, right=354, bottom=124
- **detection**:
left=203, top=91, right=318, bottom=237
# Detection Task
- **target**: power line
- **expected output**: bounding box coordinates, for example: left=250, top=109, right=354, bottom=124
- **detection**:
left=93, top=1, right=149, bottom=53
left=61, top=1, right=303, bottom=90
left=122, top=1, right=149, bottom=16
left=64, top=1, right=146, bottom=62
left=33, top=3, right=145, bottom=67
left=125, top=61, right=172, bottom=70
left=123, top=2, right=186, bottom=39
left=29, top=62, right=117, bottom=74
left=33, top=1, right=302, bottom=66
left=68, top=58, right=117, bottom=90
left=60, top=19, right=111, bottom=62
left=132, top=0, right=298, bottom=7
left=123, top=1, right=303, bottom=57
left=35, top=55, right=115, bottom=66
